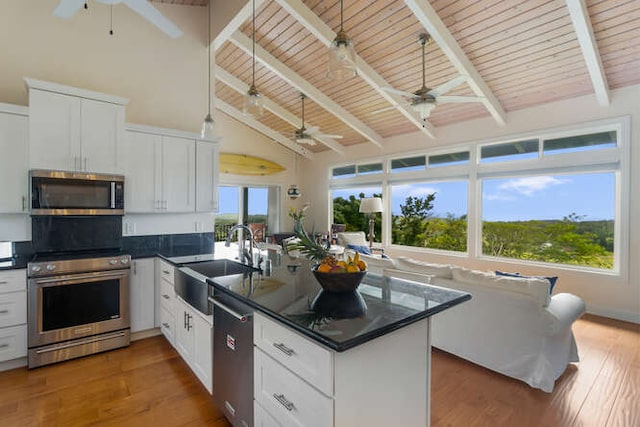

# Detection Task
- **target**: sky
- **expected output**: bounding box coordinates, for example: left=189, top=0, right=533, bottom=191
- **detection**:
left=218, top=172, right=615, bottom=222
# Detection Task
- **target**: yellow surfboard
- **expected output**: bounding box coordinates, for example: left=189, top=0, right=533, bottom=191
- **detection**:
left=219, top=153, right=286, bottom=176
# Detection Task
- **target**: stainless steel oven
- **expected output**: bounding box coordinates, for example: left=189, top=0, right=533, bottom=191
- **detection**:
left=27, top=254, right=131, bottom=368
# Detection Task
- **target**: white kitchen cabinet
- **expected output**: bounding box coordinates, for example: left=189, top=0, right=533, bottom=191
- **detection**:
left=26, top=79, right=127, bottom=174
left=129, top=258, right=155, bottom=333
left=0, top=269, right=27, bottom=365
left=253, top=312, right=431, bottom=427
left=0, top=104, right=29, bottom=213
left=174, top=296, right=212, bottom=393
left=125, top=130, right=195, bottom=213
left=156, top=259, right=176, bottom=345
left=196, top=140, right=219, bottom=212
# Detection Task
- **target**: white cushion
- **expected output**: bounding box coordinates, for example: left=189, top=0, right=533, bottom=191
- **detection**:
left=336, top=232, right=368, bottom=247
left=451, top=267, right=551, bottom=307
left=359, top=253, right=396, bottom=273
left=394, top=257, right=454, bottom=279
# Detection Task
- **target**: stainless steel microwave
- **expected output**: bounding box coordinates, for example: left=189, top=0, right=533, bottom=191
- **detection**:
left=30, top=169, right=124, bottom=216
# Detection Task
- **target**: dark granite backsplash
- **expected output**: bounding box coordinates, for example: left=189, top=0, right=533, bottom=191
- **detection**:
left=122, top=232, right=215, bottom=258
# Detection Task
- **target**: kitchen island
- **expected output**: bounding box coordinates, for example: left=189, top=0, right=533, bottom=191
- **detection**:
left=188, top=251, right=470, bottom=427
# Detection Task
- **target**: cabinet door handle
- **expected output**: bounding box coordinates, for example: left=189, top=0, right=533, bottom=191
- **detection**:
left=162, top=322, right=170, bottom=330
left=132, top=261, right=137, bottom=275
left=186, top=314, right=193, bottom=331
left=0, top=281, right=8, bottom=284
left=0, top=343, right=9, bottom=349
left=273, top=342, right=295, bottom=357
left=272, top=393, right=295, bottom=411
left=22, top=196, right=27, bottom=211
left=0, top=309, right=9, bottom=314
left=84, top=157, right=88, bottom=171
left=162, top=294, right=170, bottom=300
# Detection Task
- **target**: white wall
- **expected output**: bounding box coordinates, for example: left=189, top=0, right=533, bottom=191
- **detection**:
left=0, top=0, right=300, bottom=239
left=301, top=85, right=640, bottom=324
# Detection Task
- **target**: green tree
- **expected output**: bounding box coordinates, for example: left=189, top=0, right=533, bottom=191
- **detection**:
left=392, top=194, right=436, bottom=247
left=332, top=192, right=382, bottom=241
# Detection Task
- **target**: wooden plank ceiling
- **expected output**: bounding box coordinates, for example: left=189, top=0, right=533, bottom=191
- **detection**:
left=157, top=0, right=640, bottom=156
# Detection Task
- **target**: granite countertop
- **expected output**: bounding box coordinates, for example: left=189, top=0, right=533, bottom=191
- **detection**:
left=197, top=251, right=471, bottom=352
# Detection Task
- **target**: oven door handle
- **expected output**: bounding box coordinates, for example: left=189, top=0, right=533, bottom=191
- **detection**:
left=33, top=270, right=128, bottom=285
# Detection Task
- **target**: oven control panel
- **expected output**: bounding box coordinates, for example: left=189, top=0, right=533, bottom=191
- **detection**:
left=28, top=254, right=132, bottom=278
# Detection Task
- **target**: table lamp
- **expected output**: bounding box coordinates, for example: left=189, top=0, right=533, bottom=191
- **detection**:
left=359, top=197, right=383, bottom=249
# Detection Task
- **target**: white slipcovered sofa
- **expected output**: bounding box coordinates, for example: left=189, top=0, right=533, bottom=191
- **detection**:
left=361, top=255, right=586, bottom=393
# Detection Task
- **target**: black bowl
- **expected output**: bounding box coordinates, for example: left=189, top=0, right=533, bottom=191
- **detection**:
left=312, top=269, right=366, bottom=293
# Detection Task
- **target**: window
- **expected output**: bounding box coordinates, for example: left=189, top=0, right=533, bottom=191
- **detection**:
left=428, top=151, right=469, bottom=168
left=391, top=156, right=426, bottom=173
left=327, top=119, right=627, bottom=274
left=543, top=131, right=616, bottom=156
left=481, top=172, right=615, bottom=269
left=332, top=186, right=382, bottom=242
left=332, top=162, right=383, bottom=178
left=391, top=181, right=468, bottom=252
left=480, top=139, right=539, bottom=163
left=216, top=185, right=279, bottom=242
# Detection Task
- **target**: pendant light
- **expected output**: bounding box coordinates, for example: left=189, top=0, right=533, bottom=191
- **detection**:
left=243, top=0, right=264, bottom=118
left=201, top=0, right=216, bottom=139
left=327, top=0, right=357, bottom=80
left=287, top=154, right=301, bottom=200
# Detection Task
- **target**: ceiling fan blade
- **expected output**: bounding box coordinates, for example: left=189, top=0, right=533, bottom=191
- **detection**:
left=296, top=137, right=316, bottom=145
left=437, top=95, right=484, bottom=104
left=123, top=0, right=183, bottom=38
left=371, top=103, right=412, bottom=115
left=381, top=87, right=418, bottom=99
left=429, top=75, right=468, bottom=97
left=317, top=134, right=343, bottom=139
left=52, top=0, right=85, bottom=18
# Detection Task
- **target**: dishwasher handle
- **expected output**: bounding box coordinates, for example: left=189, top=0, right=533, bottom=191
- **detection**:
left=208, top=296, right=251, bottom=323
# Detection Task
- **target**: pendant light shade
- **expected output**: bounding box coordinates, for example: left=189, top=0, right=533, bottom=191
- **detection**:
left=201, top=0, right=217, bottom=139
left=243, top=0, right=264, bottom=118
left=243, top=84, right=264, bottom=118
left=327, top=0, right=357, bottom=80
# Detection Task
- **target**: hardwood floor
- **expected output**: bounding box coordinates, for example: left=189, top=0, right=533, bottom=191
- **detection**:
left=0, top=314, right=637, bottom=426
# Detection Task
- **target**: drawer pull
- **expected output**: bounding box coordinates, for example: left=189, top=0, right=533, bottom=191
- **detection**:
left=273, top=393, right=295, bottom=411
left=0, top=281, right=7, bottom=284
left=0, top=310, right=8, bottom=314
left=273, top=342, right=295, bottom=356
left=162, top=270, right=171, bottom=275
left=162, top=294, right=170, bottom=300
left=162, top=322, right=170, bottom=329
left=0, top=343, right=8, bottom=349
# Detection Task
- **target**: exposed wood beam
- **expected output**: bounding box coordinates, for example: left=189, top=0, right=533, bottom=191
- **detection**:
left=213, top=0, right=265, bottom=52
left=274, top=0, right=436, bottom=139
left=404, top=0, right=507, bottom=126
left=565, top=0, right=610, bottom=106
left=216, top=68, right=345, bottom=155
left=229, top=31, right=384, bottom=148
left=216, top=99, right=314, bottom=159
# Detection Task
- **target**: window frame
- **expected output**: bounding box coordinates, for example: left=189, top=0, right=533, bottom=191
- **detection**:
left=327, top=116, right=629, bottom=278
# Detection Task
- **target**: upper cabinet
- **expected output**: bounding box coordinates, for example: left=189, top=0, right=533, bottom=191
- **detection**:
left=125, top=128, right=197, bottom=213
left=25, top=78, right=128, bottom=174
left=196, top=140, right=219, bottom=213
left=0, top=104, right=29, bottom=213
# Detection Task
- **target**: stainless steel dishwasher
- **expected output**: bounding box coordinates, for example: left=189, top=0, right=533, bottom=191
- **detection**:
left=209, top=290, right=254, bottom=427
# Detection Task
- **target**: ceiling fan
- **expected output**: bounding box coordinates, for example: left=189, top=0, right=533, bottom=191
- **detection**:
left=293, top=93, right=343, bottom=145
left=376, top=34, right=483, bottom=120
left=52, top=0, right=183, bottom=39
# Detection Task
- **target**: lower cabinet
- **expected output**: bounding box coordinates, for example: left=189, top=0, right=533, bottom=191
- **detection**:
left=0, top=269, right=27, bottom=366
left=174, top=296, right=213, bottom=393
left=253, top=312, right=431, bottom=427
left=129, top=258, right=156, bottom=333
